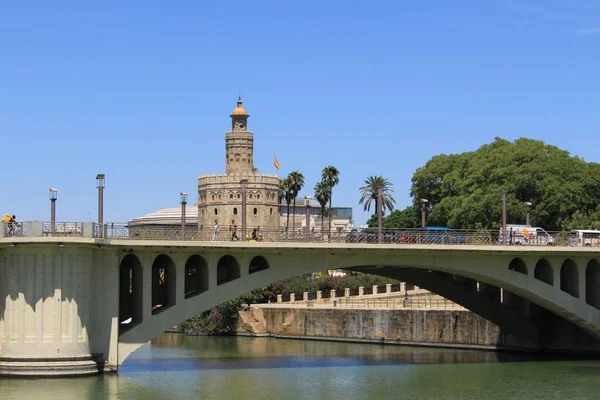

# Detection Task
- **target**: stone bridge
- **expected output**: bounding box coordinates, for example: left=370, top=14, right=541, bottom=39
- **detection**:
left=1, top=236, right=599, bottom=375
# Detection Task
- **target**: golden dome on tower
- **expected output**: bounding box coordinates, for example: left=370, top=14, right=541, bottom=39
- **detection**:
left=231, top=97, right=248, bottom=116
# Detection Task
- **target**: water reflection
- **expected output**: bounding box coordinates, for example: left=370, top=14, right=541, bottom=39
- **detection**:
left=1, top=333, right=599, bottom=400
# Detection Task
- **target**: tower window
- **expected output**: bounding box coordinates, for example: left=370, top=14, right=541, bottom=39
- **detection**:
left=214, top=208, right=218, bottom=215
left=257, top=193, right=261, bottom=199
left=218, top=194, right=222, bottom=200
left=230, top=194, right=234, bottom=199
left=270, top=208, right=273, bottom=215
left=253, top=208, right=258, bottom=215
left=234, top=208, right=238, bottom=215
left=249, top=193, right=253, bottom=199
left=212, top=195, right=215, bottom=201
left=237, top=194, right=241, bottom=199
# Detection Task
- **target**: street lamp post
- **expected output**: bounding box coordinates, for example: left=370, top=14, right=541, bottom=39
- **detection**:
left=377, top=188, right=383, bottom=244
left=524, top=202, right=532, bottom=226
left=420, top=199, right=429, bottom=228
left=501, top=188, right=508, bottom=246
left=180, top=192, right=188, bottom=237
left=49, top=188, right=58, bottom=232
left=240, top=179, right=248, bottom=241
left=304, top=196, right=312, bottom=236
left=96, top=174, right=105, bottom=226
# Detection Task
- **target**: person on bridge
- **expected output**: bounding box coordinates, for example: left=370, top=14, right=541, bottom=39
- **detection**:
left=252, top=227, right=258, bottom=241
left=212, top=220, right=220, bottom=241
left=231, top=222, right=239, bottom=241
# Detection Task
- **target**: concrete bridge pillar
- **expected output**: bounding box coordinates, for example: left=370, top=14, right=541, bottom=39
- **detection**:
left=344, top=288, right=350, bottom=297
left=386, top=284, right=392, bottom=293
left=358, top=287, right=364, bottom=297
left=0, top=248, right=100, bottom=376
left=290, top=293, right=295, bottom=302
left=316, top=291, right=322, bottom=302
left=372, top=285, right=378, bottom=295
left=303, top=292, right=308, bottom=301
left=400, top=282, right=406, bottom=294
left=277, top=295, right=282, bottom=303
left=330, top=289, right=336, bottom=299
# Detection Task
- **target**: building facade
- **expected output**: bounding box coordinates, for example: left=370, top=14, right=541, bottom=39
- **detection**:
left=197, top=98, right=280, bottom=232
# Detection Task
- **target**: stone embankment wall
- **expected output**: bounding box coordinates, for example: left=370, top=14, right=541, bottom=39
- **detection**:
left=235, top=307, right=527, bottom=351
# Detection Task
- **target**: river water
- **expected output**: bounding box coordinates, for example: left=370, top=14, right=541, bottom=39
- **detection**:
left=1, top=333, right=599, bottom=399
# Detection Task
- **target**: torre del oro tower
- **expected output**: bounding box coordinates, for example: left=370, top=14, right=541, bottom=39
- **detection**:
left=197, top=98, right=280, bottom=231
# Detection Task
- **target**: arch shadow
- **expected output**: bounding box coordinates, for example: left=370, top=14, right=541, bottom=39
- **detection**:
left=249, top=256, right=270, bottom=274
left=217, top=255, right=240, bottom=285
left=185, top=255, right=209, bottom=299
left=509, top=258, right=527, bottom=275
left=560, top=259, right=579, bottom=298
left=152, top=254, right=176, bottom=314
left=119, top=254, right=143, bottom=331
left=586, top=260, right=600, bottom=310
left=534, top=258, right=553, bottom=286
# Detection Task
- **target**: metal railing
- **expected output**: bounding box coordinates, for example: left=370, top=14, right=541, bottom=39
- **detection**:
left=339, top=298, right=464, bottom=310
left=2, top=222, right=26, bottom=237
left=4, top=222, right=597, bottom=249
left=42, top=222, right=83, bottom=237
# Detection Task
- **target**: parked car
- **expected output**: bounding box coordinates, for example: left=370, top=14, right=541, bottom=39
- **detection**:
left=569, top=230, right=600, bottom=247
left=499, top=225, right=555, bottom=246
left=399, top=227, right=466, bottom=245
left=345, top=228, right=398, bottom=243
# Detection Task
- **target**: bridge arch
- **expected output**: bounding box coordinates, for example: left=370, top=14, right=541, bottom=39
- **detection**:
left=117, top=247, right=600, bottom=367
left=217, top=255, right=240, bottom=285
left=560, top=259, right=579, bottom=298
left=249, top=256, right=269, bottom=274
left=508, top=258, right=527, bottom=275
left=119, top=254, right=143, bottom=330
left=152, top=254, right=176, bottom=314
left=534, top=258, right=553, bottom=286
left=586, top=260, right=600, bottom=310
left=184, top=255, right=208, bottom=299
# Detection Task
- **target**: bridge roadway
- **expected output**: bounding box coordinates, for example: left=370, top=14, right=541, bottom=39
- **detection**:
left=1, top=236, right=600, bottom=376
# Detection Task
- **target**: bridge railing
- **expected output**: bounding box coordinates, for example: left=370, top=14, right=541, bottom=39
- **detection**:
left=1, top=222, right=27, bottom=237
left=3, top=222, right=589, bottom=248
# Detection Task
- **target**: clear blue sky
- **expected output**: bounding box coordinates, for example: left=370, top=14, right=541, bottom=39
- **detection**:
left=1, top=1, right=599, bottom=225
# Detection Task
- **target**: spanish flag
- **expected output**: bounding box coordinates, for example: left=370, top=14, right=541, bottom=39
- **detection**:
left=274, top=156, right=280, bottom=169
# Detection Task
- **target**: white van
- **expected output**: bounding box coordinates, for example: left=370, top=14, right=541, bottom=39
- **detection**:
left=499, top=224, right=555, bottom=246
left=569, top=230, right=600, bottom=247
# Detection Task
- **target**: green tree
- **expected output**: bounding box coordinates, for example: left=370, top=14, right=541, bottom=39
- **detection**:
left=279, top=178, right=294, bottom=230
left=410, top=137, right=600, bottom=231
left=287, top=171, right=305, bottom=231
left=321, top=166, right=340, bottom=233
left=359, top=175, right=396, bottom=215
left=314, top=181, right=331, bottom=232
left=366, top=207, right=419, bottom=229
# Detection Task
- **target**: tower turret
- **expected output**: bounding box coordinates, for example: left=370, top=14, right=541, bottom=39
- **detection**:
left=225, top=97, right=254, bottom=175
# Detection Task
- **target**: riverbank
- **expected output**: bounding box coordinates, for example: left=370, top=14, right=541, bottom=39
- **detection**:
left=234, top=306, right=531, bottom=352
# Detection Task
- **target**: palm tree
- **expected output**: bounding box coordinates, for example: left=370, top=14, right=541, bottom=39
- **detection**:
left=314, top=181, right=330, bottom=232
left=321, top=165, right=340, bottom=233
left=287, top=171, right=305, bottom=231
left=279, top=178, right=294, bottom=230
left=359, top=175, right=396, bottom=216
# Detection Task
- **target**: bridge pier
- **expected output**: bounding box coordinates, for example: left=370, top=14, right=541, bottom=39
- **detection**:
left=0, top=246, right=104, bottom=376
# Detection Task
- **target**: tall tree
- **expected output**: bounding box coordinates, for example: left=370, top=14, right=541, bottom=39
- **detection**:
left=359, top=175, right=396, bottom=216
left=410, top=137, right=600, bottom=230
left=321, top=166, right=340, bottom=233
left=279, top=178, right=293, bottom=230
left=314, top=181, right=331, bottom=232
left=287, top=171, right=305, bottom=230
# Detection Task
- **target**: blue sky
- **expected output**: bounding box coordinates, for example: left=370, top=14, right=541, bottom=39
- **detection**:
left=1, top=1, right=599, bottom=225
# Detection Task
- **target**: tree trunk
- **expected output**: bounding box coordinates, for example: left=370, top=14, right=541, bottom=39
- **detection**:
left=292, top=198, right=296, bottom=231
left=321, top=206, right=325, bottom=231
left=328, top=191, right=333, bottom=234
left=286, top=202, right=290, bottom=229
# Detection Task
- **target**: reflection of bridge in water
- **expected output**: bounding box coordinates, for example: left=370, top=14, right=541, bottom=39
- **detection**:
left=1, top=220, right=600, bottom=376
